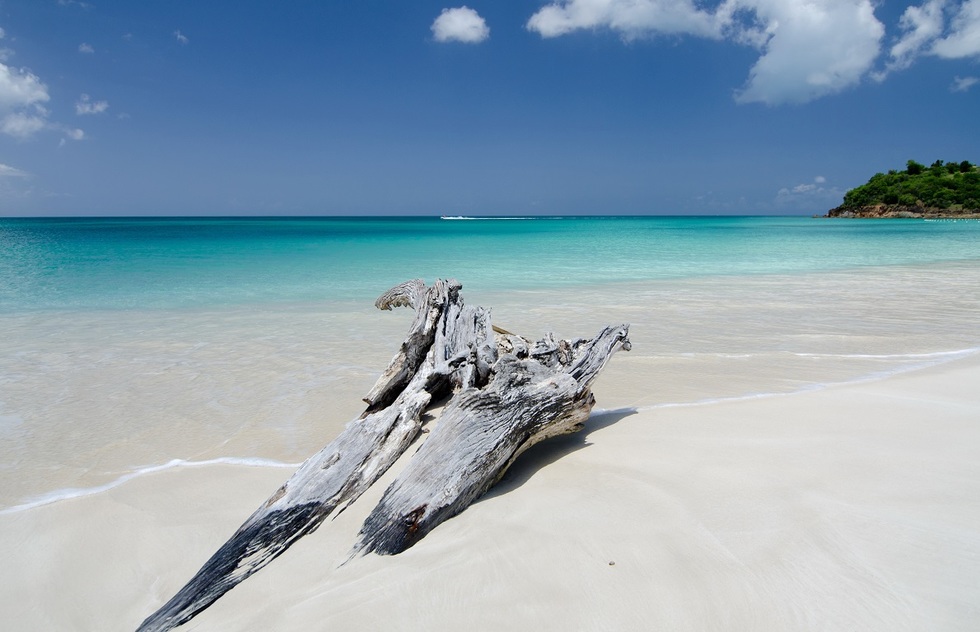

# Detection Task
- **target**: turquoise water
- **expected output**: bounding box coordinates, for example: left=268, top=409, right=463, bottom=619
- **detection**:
left=2, top=215, right=980, bottom=511
left=3, top=216, right=979, bottom=311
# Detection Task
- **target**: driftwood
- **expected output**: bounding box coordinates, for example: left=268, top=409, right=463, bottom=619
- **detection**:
left=138, top=279, right=630, bottom=632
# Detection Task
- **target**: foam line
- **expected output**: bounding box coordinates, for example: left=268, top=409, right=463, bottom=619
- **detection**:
left=8, top=348, right=978, bottom=515
left=791, top=348, right=980, bottom=360
left=0, top=456, right=300, bottom=516
left=597, top=347, right=980, bottom=415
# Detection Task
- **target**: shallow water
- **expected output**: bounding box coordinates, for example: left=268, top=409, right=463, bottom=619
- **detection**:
left=4, top=216, right=979, bottom=311
left=2, top=217, right=979, bottom=510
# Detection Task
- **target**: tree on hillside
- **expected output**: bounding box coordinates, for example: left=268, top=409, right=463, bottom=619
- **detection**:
left=840, top=159, right=979, bottom=211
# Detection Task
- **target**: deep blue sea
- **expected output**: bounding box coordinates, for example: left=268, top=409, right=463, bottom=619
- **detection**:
left=3, top=215, right=979, bottom=312
left=2, top=215, right=979, bottom=511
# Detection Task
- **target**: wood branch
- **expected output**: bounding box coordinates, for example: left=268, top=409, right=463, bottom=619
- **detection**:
left=137, top=280, right=459, bottom=632
left=137, top=280, right=629, bottom=632
left=352, top=324, right=631, bottom=556
left=363, top=279, right=456, bottom=411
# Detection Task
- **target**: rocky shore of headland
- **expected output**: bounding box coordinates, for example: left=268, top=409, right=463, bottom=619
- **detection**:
left=826, top=204, right=980, bottom=219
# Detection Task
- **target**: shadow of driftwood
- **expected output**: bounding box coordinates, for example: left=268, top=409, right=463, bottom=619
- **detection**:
left=481, top=406, right=638, bottom=500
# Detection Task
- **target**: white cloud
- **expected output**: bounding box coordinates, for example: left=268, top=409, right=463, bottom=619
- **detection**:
left=526, top=1, right=885, bottom=105
left=0, top=60, right=52, bottom=139
left=951, top=74, right=979, bottom=91
left=885, top=0, right=946, bottom=73
left=0, top=162, right=29, bottom=177
left=78, top=42, right=95, bottom=54
left=932, top=0, right=980, bottom=58
left=75, top=93, right=109, bottom=115
left=0, top=26, right=60, bottom=139
left=64, top=127, right=85, bottom=141
left=431, top=7, right=490, bottom=43
left=881, top=1, right=980, bottom=76
left=1, top=112, right=47, bottom=138
left=776, top=175, right=844, bottom=209
left=527, top=0, right=720, bottom=39
left=732, top=1, right=884, bottom=105
left=0, top=62, right=49, bottom=110
left=788, top=176, right=830, bottom=194
left=174, top=30, right=189, bottom=45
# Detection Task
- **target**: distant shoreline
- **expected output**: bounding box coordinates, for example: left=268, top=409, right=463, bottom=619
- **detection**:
left=826, top=204, right=980, bottom=219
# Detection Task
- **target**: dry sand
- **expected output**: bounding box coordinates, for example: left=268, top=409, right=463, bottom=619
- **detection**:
left=2, top=355, right=979, bottom=631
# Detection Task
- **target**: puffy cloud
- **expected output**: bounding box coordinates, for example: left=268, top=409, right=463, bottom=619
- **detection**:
left=932, top=0, right=980, bottom=58
left=526, top=1, right=885, bottom=105
left=174, top=30, right=189, bottom=45
left=885, top=0, right=946, bottom=73
left=527, top=0, right=720, bottom=39
left=0, top=54, right=51, bottom=138
left=731, top=1, right=884, bottom=105
left=78, top=43, right=94, bottom=54
left=0, top=62, right=49, bottom=110
left=0, top=27, right=81, bottom=140
left=75, top=93, right=109, bottom=115
left=431, top=7, right=490, bottom=43
left=951, top=74, right=979, bottom=91
left=881, top=1, right=980, bottom=75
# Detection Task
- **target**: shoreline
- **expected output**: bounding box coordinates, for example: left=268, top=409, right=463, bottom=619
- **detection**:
left=0, top=457, right=301, bottom=517
left=826, top=204, right=980, bottom=219
left=3, top=344, right=977, bottom=517
left=3, top=352, right=979, bottom=630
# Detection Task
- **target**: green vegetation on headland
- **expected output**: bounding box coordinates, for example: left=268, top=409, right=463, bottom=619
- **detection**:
left=827, top=160, right=980, bottom=218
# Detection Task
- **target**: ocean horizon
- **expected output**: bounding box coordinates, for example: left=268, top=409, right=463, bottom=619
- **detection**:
left=4, top=215, right=980, bottom=311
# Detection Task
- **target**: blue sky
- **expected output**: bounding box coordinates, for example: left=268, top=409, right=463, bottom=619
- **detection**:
left=1, top=1, right=978, bottom=216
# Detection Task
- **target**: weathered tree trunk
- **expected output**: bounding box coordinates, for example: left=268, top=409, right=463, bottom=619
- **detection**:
left=353, top=324, right=630, bottom=556
left=137, top=279, right=629, bottom=632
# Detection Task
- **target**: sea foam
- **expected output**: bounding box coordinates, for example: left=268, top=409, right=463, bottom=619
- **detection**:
left=0, top=457, right=300, bottom=516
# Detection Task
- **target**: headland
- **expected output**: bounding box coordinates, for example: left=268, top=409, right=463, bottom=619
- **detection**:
left=827, top=159, right=979, bottom=218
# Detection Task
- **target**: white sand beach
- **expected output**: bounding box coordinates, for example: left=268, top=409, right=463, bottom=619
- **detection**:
left=2, top=352, right=978, bottom=631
